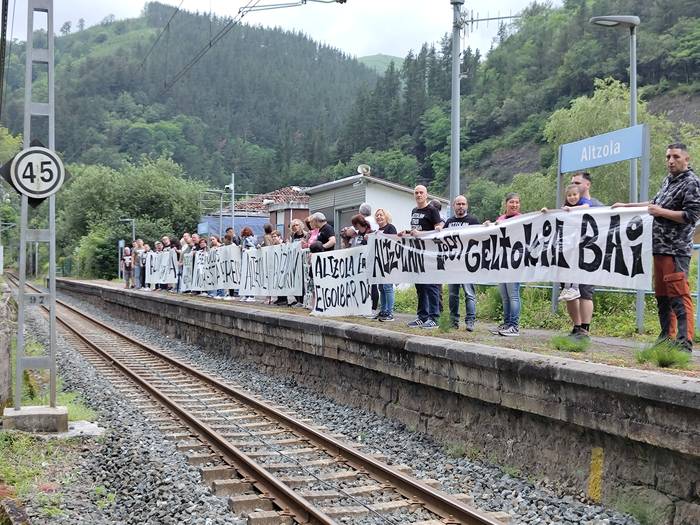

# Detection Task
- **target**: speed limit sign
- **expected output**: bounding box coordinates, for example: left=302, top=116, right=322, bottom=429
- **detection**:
left=10, top=147, right=65, bottom=199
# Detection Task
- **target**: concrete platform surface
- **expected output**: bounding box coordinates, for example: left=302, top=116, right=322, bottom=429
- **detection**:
left=3, top=405, right=69, bottom=433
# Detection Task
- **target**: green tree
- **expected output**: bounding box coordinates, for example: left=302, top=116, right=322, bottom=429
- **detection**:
left=543, top=78, right=699, bottom=205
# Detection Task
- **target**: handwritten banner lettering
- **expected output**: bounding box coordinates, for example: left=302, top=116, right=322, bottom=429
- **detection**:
left=366, top=208, right=652, bottom=290
left=311, top=245, right=372, bottom=317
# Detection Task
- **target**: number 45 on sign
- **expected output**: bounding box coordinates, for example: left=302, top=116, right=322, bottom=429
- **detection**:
left=10, top=147, right=65, bottom=199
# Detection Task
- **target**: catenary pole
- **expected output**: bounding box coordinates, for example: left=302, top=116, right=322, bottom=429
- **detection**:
left=449, top=0, right=464, bottom=208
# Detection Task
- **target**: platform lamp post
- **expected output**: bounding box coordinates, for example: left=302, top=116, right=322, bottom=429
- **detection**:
left=590, top=15, right=645, bottom=332
left=225, top=172, right=235, bottom=232
left=118, top=218, right=136, bottom=242
left=589, top=15, right=640, bottom=203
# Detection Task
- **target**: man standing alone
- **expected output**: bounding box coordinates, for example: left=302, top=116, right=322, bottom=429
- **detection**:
left=444, top=195, right=479, bottom=331
left=613, top=143, right=700, bottom=351
left=400, top=185, right=444, bottom=328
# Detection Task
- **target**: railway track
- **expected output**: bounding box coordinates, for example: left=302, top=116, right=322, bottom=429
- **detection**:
left=6, top=273, right=505, bottom=525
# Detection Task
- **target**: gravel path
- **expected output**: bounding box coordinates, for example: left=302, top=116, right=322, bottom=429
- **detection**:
left=46, top=293, right=639, bottom=525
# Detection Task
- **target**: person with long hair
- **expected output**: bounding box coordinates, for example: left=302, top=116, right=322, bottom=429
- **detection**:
left=490, top=192, right=522, bottom=337
left=375, top=208, right=397, bottom=322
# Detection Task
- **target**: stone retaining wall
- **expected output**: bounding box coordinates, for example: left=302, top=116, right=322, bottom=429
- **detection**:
left=58, top=280, right=700, bottom=525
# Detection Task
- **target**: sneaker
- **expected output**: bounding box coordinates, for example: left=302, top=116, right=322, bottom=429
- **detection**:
left=407, top=318, right=425, bottom=328
left=365, top=310, right=379, bottom=319
left=381, top=313, right=395, bottom=322
left=223, top=296, right=234, bottom=301
left=558, top=287, right=581, bottom=302
left=245, top=297, right=256, bottom=302
left=489, top=323, right=508, bottom=335
left=465, top=320, right=475, bottom=332
left=199, top=292, right=208, bottom=297
left=574, top=328, right=590, bottom=340
left=420, top=319, right=438, bottom=329
left=498, top=325, right=520, bottom=337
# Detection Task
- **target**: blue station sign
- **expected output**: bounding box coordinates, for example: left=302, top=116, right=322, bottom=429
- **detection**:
left=560, top=124, right=646, bottom=173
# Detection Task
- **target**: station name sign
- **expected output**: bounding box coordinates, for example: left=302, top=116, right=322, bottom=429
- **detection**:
left=560, top=124, right=645, bottom=173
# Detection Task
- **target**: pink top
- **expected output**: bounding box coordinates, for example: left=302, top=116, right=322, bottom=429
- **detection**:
left=497, top=212, right=521, bottom=221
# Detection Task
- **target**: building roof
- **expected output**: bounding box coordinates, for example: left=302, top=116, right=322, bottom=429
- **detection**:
left=305, top=174, right=449, bottom=203
left=223, top=186, right=309, bottom=214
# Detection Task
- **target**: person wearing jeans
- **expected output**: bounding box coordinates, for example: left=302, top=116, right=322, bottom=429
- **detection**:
left=497, top=282, right=521, bottom=334
left=449, top=284, right=476, bottom=331
left=400, top=185, right=444, bottom=329
left=444, top=195, right=480, bottom=331
left=485, top=193, right=522, bottom=337
left=375, top=208, right=398, bottom=322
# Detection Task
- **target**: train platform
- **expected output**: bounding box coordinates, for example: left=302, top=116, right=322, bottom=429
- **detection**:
left=80, top=278, right=700, bottom=377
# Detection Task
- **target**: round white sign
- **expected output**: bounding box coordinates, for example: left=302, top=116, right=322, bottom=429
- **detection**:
left=10, top=147, right=65, bottom=199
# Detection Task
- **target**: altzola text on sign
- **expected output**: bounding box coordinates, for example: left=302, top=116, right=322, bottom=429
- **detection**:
left=559, top=124, right=646, bottom=173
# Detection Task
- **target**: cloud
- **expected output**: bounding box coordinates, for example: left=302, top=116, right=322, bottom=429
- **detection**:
left=9, top=0, right=557, bottom=58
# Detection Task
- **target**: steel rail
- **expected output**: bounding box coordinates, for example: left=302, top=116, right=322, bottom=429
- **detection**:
left=10, top=275, right=502, bottom=525
left=6, top=275, right=335, bottom=525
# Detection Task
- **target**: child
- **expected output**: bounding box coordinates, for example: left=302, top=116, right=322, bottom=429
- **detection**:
left=548, top=184, right=591, bottom=302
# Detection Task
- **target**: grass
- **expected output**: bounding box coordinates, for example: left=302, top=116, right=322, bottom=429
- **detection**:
left=394, top=284, right=665, bottom=339
left=551, top=334, right=590, bottom=353
left=445, top=442, right=466, bottom=459
left=11, top=336, right=97, bottom=421
left=636, top=341, right=692, bottom=369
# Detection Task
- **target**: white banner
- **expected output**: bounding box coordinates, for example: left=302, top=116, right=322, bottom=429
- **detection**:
left=145, top=249, right=178, bottom=284
left=366, top=208, right=653, bottom=290
left=311, top=245, right=372, bottom=317
left=240, top=244, right=303, bottom=296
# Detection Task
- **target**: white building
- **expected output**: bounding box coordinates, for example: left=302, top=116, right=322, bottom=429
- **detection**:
left=305, top=175, right=448, bottom=233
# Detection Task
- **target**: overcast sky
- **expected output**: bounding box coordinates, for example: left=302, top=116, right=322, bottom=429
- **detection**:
left=7, top=0, right=562, bottom=58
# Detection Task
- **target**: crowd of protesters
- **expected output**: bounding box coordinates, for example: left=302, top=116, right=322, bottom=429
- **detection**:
left=117, top=144, right=698, bottom=352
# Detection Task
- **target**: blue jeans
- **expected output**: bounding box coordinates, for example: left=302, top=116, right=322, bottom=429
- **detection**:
left=379, top=284, right=395, bottom=315
left=208, top=289, right=225, bottom=297
left=133, top=265, right=142, bottom=289
left=415, top=283, right=440, bottom=321
left=448, top=283, right=476, bottom=324
left=498, top=282, right=521, bottom=328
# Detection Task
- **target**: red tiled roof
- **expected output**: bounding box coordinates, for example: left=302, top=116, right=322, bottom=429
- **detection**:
left=223, top=186, right=309, bottom=214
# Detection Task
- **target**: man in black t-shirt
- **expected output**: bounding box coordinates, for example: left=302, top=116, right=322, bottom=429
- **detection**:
left=313, top=212, right=336, bottom=252
left=400, top=185, right=444, bottom=328
left=444, top=195, right=479, bottom=331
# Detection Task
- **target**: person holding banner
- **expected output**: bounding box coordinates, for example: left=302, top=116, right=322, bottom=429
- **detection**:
left=444, top=195, right=479, bottom=331
left=564, top=171, right=604, bottom=339
left=613, top=143, right=700, bottom=352
left=401, top=185, right=444, bottom=329
left=375, top=208, right=397, bottom=322
left=312, top=213, right=336, bottom=252
left=487, top=193, right=522, bottom=337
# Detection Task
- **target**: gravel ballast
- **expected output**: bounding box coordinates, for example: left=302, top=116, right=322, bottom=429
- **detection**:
left=43, top=293, right=639, bottom=525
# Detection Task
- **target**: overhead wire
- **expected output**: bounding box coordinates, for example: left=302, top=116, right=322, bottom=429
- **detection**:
left=140, top=0, right=186, bottom=68
left=157, top=0, right=262, bottom=98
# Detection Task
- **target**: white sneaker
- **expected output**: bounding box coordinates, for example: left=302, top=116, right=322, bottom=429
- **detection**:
left=558, top=287, right=581, bottom=302
left=223, top=296, right=234, bottom=301
left=245, top=297, right=256, bottom=302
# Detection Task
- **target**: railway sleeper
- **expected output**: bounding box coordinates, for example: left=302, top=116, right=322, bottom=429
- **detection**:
left=199, top=465, right=238, bottom=483
left=228, top=494, right=275, bottom=513
left=211, top=479, right=255, bottom=496
left=247, top=510, right=293, bottom=525
left=246, top=447, right=320, bottom=459
left=186, top=452, right=220, bottom=466
left=277, top=470, right=358, bottom=488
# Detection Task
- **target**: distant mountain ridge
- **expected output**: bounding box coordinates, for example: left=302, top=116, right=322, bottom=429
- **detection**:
left=358, top=54, right=403, bottom=73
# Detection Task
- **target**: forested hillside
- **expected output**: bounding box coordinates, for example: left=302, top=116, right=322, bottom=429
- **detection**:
left=335, top=0, right=700, bottom=193
left=0, top=2, right=377, bottom=193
